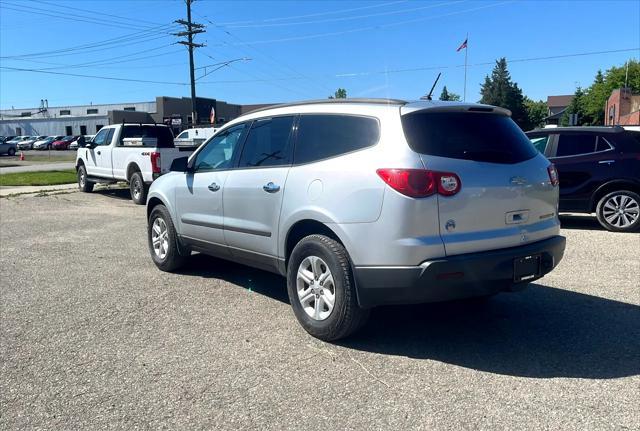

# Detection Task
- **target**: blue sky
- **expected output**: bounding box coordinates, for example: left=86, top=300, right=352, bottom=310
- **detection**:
left=1, top=0, right=638, bottom=109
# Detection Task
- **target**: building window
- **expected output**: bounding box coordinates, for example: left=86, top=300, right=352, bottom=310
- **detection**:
left=123, top=107, right=136, bottom=112
left=65, top=126, right=73, bottom=135
left=87, top=108, right=98, bottom=114
left=96, top=125, right=103, bottom=132
left=16, top=127, right=22, bottom=135
left=21, top=112, right=31, bottom=117
left=60, top=109, right=71, bottom=116
left=80, top=125, right=87, bottom=135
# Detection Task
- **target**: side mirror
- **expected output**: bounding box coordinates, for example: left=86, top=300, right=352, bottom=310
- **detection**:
left=84, top=141, right=95, bottom=149
left=170, top=156, right=190, bottom=172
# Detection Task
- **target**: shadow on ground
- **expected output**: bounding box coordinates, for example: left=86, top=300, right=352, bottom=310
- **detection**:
left=93, top=187, right=132, bottom=201
left=175, top=255, right=639, bottom=379
left=560, top=214, right=605, bottom=231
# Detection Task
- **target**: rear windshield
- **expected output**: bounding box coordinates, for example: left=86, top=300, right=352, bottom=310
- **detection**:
left=401, top=112, right=538, bottom=164
left=120, top=125, right=174, bottom=148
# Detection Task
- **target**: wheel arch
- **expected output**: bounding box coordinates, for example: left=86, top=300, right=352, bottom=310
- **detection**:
left=284, top=219, right=345, bottom=267
left=591, top=180, right=640, bottom=212
left=126, top=162, right=141, bottom=182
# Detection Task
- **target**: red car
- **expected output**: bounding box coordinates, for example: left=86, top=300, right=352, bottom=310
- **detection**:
left=52, top=136, right=78, bottom=150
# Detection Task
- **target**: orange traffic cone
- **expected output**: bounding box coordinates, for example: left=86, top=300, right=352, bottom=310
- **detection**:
left=19, top=151, right=25, bottom=161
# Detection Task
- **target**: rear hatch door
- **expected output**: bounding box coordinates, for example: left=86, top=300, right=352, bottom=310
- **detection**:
left=401, top=106, right=560, bottom=256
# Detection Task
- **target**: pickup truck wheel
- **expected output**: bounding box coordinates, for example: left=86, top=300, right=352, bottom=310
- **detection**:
left=148, top=205, right=188, bottom=272
left=596, top=190, right=640, bottom=232
left=130, top=171, right=148, bottom=205
left=77, top=165, right=94, bottom=192
left=287, top=235, right=370, bottom=341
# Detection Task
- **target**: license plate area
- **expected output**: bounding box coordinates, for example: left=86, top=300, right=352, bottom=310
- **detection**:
left=513, top=254, right=541, bottom=282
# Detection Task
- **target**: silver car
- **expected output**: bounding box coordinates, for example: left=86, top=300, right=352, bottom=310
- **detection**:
left=146, top=99, right=566, bottom=341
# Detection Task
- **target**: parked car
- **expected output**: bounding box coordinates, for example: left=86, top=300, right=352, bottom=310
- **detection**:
left=52, top=136, right=77, bottom=150
left=526, top=126, right=640, bottom=232
left=145, top=98, right=566, bottom=341
left=34, top=136, right=64, bottom=150
left=69, top=135, right=93, bottom=150
left=17, top=136, right=47, bottom=150
left=0, top=138, right=17, bottom=156
left=174, top=127, right=219, bottom=148
left=7, top=136, right=29, bottom=145
left=75, top=124, right=195, bottom=204
left=1, top=136, right=16, bottom=144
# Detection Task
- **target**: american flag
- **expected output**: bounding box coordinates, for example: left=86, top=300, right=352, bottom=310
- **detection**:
left=456, top=38, right=468, bottom=52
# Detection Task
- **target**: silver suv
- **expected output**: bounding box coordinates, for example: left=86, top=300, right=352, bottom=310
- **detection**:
left=146, top=99, right=566, bottom=341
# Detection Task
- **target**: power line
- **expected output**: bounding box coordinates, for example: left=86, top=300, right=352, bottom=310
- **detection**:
left=223, top=1, right=466, bottom=29
left=0, top=1, right=161, bottom=31
left=30, top=0, right=166, bottom=28
left=1, top=24, right=179, bottom=59
left=0, top=66, right=187, bottom=86
left=208, top=1, right=514, bottom=47
left=214, top=0, right=408, bottom=26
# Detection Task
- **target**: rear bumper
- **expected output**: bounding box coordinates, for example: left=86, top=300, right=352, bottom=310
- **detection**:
left=354, top=235, right=566, bottom=308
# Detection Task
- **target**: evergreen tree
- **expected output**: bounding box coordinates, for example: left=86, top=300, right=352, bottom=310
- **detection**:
left=479, top=58, right=529, bottom=129
left=439, top=86, right=461, bottom=101
left=329, top=88, right=347, bottom=99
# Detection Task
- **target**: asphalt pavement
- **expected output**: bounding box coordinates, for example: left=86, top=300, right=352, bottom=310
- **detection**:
left=1, top=190, right=638, bottom=430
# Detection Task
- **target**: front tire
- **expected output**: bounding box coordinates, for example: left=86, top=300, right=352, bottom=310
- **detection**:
left=596, top=190, right=640, bottom=232
left=287, top=235, right=369, bottom=341
left=130, top=171, right=148, bottom=205
left=77, top=164, right=94, bottom=192
left=148, top=205, right=188, bottom=272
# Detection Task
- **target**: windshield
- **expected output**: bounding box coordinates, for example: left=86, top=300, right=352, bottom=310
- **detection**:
left=401, top=111, right=538, bottom=164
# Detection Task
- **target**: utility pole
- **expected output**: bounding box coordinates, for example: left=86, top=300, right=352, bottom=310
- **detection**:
left=174, top=0, right=205, bottom=127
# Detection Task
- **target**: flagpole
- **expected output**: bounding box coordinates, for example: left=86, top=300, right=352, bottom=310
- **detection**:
left=463, top=33, right=468, bottom=102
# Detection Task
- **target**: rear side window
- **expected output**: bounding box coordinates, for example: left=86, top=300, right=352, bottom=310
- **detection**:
left=401, top=112, right=538, bottom=164
left=556, top=134, right=597, bottom=157
left=238, top=116, right=295, bottom=168
left=529, top=135, right=550, bottom=154
left=294, top=114, right=380, bottom=164
left=120, top=125, right=174, bottom=148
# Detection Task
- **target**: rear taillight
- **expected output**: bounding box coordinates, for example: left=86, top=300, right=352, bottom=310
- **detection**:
left=376, top=169, right=461, bottom=198
left=150, top=152, right=161, bottom=174
left=547, top=163, right=559, bottom=187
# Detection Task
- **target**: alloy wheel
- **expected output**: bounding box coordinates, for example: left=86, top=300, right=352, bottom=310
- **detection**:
left=296, top=256, right=336, bottom=321
left=602, top=194, right=639, bottom=229
left=151, top=217, right=169, bottom=260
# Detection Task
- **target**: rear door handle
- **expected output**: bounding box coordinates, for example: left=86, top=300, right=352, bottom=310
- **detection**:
left=598, top=160, right=615, bottom=164
left=263, top=182, right=280, bottom=193
left=208, top=182, right=220, bottom=192
left=97, top=151, right=101, bottom=155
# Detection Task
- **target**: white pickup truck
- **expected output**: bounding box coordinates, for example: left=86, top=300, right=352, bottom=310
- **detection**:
left=75, top=123, right=194, bottom=204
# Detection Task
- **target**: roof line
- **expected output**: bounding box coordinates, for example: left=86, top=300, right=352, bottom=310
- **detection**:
left=244, top=98, right=408, bottom=115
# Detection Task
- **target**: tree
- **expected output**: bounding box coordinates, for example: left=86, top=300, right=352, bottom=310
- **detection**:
left=479, top=58, right=530, bottom=129
left=439, top=86, right=461, bottom=101
left=560, top=87, right=587, bottom=126
left=578, top=60, right=640, bottom=125
left=523, top=97, right=547, bottom=130
left=329, top=88, right=347, bottom=99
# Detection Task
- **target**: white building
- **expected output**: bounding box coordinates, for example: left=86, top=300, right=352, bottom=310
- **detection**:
left=0, top=101, right=156, bottom=136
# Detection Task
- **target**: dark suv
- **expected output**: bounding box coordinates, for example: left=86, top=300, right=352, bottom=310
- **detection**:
left=526, top=126, right=640, bottom=232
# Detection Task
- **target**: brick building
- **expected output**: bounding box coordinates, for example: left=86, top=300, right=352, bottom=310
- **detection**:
left=605, top=88, right=640, bottom=126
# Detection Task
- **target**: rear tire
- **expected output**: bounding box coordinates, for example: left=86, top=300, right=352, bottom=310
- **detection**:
left=77, top=164, right=94, bottom=192
left=287, top=234, right=370, bottom=341
left=148, top=204, right=188, bottom=272
left=130, top=171, right=148, bottom=205
left=596, top=190, right=640, bottom=232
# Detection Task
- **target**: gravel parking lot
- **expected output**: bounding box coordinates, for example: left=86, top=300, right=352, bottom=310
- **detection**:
left=1, top=190, right=638, bottom=430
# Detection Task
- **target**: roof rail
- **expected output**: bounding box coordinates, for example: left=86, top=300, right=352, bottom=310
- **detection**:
left=244, top=98, right=408, bottom=115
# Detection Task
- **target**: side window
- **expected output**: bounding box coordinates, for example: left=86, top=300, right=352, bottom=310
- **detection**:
left=102, top=129, right=114, bottom=146
left=529, top=136, right=549, bottom=154
left=193, top=124, right=247, bottom=172
left=294, top=114, right=380, bottom=164
left=238, top=116, right=295, bottom=168
left=595, top=136, right=613, bottom=152
left=92, top=128, right=109, bottom=146
left=555, top=134, right=597, bottom=157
